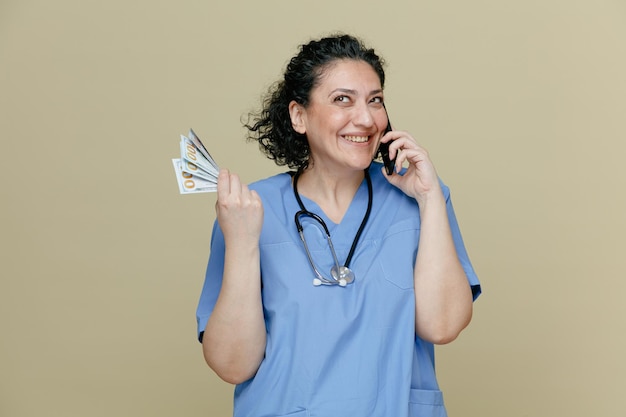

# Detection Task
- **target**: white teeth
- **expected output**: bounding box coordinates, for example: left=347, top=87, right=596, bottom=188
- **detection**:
left=344, top=135, right=369, bottom=143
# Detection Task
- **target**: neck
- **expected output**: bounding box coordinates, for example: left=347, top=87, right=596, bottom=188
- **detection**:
left=295, top=167, right=367, bottom=224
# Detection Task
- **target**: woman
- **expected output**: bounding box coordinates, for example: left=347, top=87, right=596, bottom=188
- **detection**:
left=196, top=34, right=481, bottom=417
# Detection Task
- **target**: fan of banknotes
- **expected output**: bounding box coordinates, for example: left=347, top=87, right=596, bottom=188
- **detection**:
left=172, top=129, right=219, bottom=194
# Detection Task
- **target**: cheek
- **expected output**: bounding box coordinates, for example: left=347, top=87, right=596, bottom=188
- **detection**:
left=377, top=112, right=389, bottom=131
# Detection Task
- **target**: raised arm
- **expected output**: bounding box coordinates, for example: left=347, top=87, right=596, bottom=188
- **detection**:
left=382, top=131, right=474, bottom=344
left=202, top=169, right=267, bottom=384
left=411, top=187, right=473, bottom=344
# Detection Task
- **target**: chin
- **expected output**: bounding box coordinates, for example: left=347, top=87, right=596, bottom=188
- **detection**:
left=349, top=159, right=375, bottom=171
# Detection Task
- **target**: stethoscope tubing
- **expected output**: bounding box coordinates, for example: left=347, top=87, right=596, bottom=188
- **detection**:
left=292, top=168, right=373, bottom=287
left=295, top=210, right=345, bottom=286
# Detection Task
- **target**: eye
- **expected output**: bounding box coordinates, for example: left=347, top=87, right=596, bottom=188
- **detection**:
left=334, top=95, right=350, bottom=103
left=370, top=96, right=384, bottom=104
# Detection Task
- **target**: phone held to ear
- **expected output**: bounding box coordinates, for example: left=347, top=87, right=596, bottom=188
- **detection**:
left=379, top=116, right=396, bottom=175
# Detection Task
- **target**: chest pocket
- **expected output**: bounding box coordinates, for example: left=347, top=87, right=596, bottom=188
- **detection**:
left=378, top=217, right=420, bottom=290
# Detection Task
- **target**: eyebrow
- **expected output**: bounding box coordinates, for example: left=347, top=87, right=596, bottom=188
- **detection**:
left=329, top=88, right=384, bottom=97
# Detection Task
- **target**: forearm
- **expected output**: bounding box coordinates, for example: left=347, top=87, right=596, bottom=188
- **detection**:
left=414, top=191, right=473, bottom=344
left=202, top=241, right=266, bottom=384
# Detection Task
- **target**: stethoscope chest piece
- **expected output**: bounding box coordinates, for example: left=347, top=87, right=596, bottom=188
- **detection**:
left=311, top=265, right=355, bottom=287
left=292, top=168, right=372, bottom=288
left=295, top=210, right=356, bottom=287
left=330, top=265, right=355, bottom=287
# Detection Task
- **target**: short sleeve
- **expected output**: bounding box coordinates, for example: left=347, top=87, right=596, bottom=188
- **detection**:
left=195, top=220, right=226, bottom=342
left=444, top=186, right=481, bottom=300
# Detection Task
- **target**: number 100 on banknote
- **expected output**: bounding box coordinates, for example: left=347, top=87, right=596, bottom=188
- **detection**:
left=172, top=129, right=219, bottom=194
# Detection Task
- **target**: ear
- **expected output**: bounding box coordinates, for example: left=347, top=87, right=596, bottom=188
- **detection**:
left=288, top=100, right=306, bottom=134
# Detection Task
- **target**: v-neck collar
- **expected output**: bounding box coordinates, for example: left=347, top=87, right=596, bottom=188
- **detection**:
left=287, top=173, right=370, bottom=242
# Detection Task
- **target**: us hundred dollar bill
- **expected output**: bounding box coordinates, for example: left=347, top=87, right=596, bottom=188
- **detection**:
left=172, top=129, right=219, bottom=194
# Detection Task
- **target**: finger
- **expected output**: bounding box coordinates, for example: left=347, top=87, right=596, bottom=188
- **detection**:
left=382, top=130, right=417, bottom=144
left=397, top=150, right=424, bottom=174
left=228, top=171, right=242, bottom=195
left=248, top=189, right=263, bottom=212
left=387, top=135, right=418, bottom=159
left=217, top=168, right=230, bottom=198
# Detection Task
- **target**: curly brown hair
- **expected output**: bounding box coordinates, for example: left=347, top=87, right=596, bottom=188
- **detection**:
left=244, top=34, right=386, bottom=170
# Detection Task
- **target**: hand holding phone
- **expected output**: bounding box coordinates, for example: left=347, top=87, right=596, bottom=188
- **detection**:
left=379, top=113, right=396, bottom=175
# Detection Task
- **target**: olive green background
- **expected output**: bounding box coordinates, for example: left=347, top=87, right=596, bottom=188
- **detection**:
left=1, top=0, right=625, bottom=416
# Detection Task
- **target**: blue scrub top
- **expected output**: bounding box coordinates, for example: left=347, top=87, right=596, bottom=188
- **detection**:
left=197, top=162, right=481, bottom=417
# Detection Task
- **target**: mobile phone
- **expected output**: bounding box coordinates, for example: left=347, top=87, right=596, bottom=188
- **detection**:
left=378, top=114, right=396, bottom=175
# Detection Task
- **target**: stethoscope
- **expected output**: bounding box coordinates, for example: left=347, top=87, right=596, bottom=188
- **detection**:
left=293, top=168, right=373, bottom=287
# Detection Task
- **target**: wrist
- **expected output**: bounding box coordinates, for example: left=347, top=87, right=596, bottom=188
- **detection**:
left=415, top=185, right=445, bottom=208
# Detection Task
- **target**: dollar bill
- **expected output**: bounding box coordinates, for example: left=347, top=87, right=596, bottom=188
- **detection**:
left=180, top=135, right=219, bottom=179
left=180, top=158, right=217, bottom=182
left=172, top=129, right=219, bottom=194
left=172, top=159, right=218, bottom=194
left=189, top=128, right=218, bottom=168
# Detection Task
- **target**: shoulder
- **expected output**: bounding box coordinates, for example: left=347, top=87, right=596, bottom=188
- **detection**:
left=249, top=172, right=293, bottom=196
left=248, top=172, right=296, bottom=219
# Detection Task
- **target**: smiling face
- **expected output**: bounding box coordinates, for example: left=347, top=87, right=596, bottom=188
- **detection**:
left=289, top=59, right=388, bottom=175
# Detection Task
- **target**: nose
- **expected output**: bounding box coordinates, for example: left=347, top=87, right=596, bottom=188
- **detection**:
left=353, top=102, right=375, bottom=128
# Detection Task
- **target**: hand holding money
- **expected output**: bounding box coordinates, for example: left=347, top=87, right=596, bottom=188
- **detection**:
left=172, top=129, right=219, bottom=194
